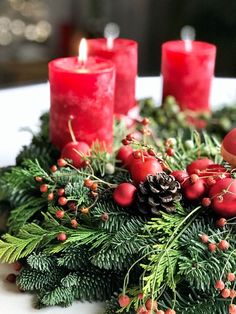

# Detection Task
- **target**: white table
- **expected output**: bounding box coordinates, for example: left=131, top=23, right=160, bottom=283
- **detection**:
left=0, top=76, right=236, bottom=313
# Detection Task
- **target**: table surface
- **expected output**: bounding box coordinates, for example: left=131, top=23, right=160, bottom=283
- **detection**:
left=0, top=76, right=236, bottom=313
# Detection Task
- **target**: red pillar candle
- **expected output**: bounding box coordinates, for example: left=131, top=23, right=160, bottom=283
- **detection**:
left=88, top=38, right=138, bottom=115
left=49, top=42, right=115, bottom=151
left=161, top=40, right=216, bottom=112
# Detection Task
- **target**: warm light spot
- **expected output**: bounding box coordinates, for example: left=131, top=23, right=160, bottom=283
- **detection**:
left=78, top=38, right=88, bottom=64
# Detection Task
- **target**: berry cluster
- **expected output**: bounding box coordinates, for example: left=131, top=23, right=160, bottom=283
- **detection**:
left=118, top=294, right=176, bottom=314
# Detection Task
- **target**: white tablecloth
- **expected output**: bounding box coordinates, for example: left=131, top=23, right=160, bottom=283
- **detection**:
left=0, top=76, right=236, bottom=313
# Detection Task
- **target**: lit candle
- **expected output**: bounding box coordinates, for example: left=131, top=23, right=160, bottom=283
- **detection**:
left=88, top=27, right=138, bottom=115
left=49, top=38, right=115, bottom=151
left=161, top=27, right=216, bottom=113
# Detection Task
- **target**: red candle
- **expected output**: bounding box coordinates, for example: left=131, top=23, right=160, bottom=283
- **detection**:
left=49, top=40, right=115, bottom=151
left=88, top=38, right=138, bottom=115
left=161, top=40, right=216, bottom=112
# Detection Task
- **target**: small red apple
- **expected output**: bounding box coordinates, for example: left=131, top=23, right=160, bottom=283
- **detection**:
left=61, top=141, right=90, bottom=168
left=187, top=158, right=214, bottom=175
left=130, top=157, right=162, bottom=184
left=221, top=128, right=236, bottom=168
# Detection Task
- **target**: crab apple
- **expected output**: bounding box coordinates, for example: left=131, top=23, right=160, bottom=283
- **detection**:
left=118, top=294, right=130, bottom=307
left=221, top=288, right=231, bottom=298
left=145, top=299, right=158, bottom=310
left=61, top=141, right=90, bottom=168
left=186, top=158, right=214, bottom=175
left=113, top=183, right=137, bottom=207
left=221, top=128, right=236, bottom=168
left=183, top=178, right=208, bottom=201
left=130, top=157, right=162, bottom=184
left=229, top=304, right=236, bottom=314
left=215, top=280, right=225, bottom=290
left=171, top=170, right=189, bottom=184
left=209, top=178, right=236, bottom=218
left=117, top=146, right=133, bottom=167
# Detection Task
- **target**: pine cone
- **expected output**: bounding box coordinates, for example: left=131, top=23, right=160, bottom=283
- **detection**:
left=135, top=172, right=182, bottom=216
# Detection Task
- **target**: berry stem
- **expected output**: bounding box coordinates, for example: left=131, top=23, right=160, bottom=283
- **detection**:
left=68, top=116, right=77, bottom=143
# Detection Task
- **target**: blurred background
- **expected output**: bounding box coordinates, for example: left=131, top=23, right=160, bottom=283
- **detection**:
left=0, top=0, right=236, bottom=87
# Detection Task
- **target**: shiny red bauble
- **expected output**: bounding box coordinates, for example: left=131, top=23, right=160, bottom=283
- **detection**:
left=130, top=157, right=162, bottom=184
left=183, top=178, right=208, bottom=201
left=113, top=183, right=137, bottom=207
left=221, top=128, right=236, bottom=168
left=187, top=158, right=214, bottom=175
left=171, top=170, right=189, bottom=184
left=117, top=146, right=133, bottom=167
left=209, top=178, right=236, bottom=218
left=61, top=141, right=90, bottom=168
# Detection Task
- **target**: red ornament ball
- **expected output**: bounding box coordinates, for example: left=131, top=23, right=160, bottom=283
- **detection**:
left=183, top=178, right=208, bottom=201
left=113, top=183, right=137, bottom=207
left=130, top=157, right=162, bottom=184
left=61, top=141, right=90, bottom=168
left=221, top=128, right=236, bottom=168
left=118, top=294, right=131, bottom=307
left=117, top=146, right=133, bottom=167
left=209, top=178, right=236, bottom=218
left=186, top=158, right=214, bottom=175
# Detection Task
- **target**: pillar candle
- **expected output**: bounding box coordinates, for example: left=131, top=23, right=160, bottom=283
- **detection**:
left=161, top=40, right=216, bottom=112
left=88, top=38, right=138, bottom=115
left=49, top=55, right=115, bottom=151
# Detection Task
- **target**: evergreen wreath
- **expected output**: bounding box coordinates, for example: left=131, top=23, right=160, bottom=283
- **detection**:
left=1, top=99, right=236, bottom=314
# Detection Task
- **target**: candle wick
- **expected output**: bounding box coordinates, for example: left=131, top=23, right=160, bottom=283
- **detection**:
left=180, top=25, right=196, bottom=52
left=104, top=22, right=120, bottom=50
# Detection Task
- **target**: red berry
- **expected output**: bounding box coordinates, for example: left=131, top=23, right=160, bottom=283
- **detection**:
left=156, top=311, right=165, bottom=314
left=221, top=288, right=231, bottom=298
left=215, top=280, right=225, bottom=290
left=199, top=234, right=209, bottom=244
left=71, top=219, right=78, bottom=228
left=147, top=148, right=155, bottom=156
left=227, top=273, right=235, bottom=282
left=12, top=261, right=22, bottom=271
left=113, top=183, right=137, bottom=207
left=141, top=118, right=150, bottom=126
left=130, top=157, right=162, bottom=184
left=137, top=306, right=147, bottom=314
left=137, top=293, right=144, bottom=300
left=165, top=309, right=176, bottom=314
left=126, top=133, right=134, bottom=141
left=117, top=146, right=133, bottom=167
left=209, top=178, right=236, bottom=218
left=202, top=197, right=211, bottom=207
left=190, top=174, right=199, bottom=183
left=229, top=304, right=236, bottom=314
left=206, top=176, right=216, bottom=186
left=133, top=150, right=142, bottom=159
left=208, top=243, right=217, bottom=252
left=166, top=147, right=174, bottom=157
left=6, top=273, right=16, bottom=283
left=118, top=294, right=130, bottom=307
left=216, top=218, right=227, bottom=228
left=91, top=182, right=98, bottom=191
left=47, top=192, right=54, bottom=201
left=57, top=232, right=67, bottom=241
left=58, top=197, right=68, bottom=206
left=101, top=212, right=109, bottom=221
left=187, top=158, right=214, bottom=175
left=68, top=202, right=77, bottom=211
left=122, top=139, right=130, bottom=146
left=84, top=179, right=93, bottom=188
left=230, top=290, right=236, bottom=298
left=145, top=299, right=158, bottom=310
left=50, top=165, right=57, bottom=172
left=56, top=210, right=65, bottom=219
left=57, top=188, right=65, bottom=196
left=171, top=170, right=189, bottom=184
left=35, top=176, right=43, bottom=182
left=218, top=240, right=230, bottom=251
left=57, top=158, right=67, bottom=167
left=40, top=184, right=48, bottom=193
left=61, top=141, right=90, bottom=168
left=183, top=179, right=208, bottom=201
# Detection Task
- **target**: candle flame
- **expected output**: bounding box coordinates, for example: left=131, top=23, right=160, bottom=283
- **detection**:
left=78, top=38, right=88, bottom=64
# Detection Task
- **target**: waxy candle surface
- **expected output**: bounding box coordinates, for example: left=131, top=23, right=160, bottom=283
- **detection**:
left=88, top=38, right=138, bottom=115
left=162, top=40, right=216, bottom=112
left=49, top=56, right=115, bottom=151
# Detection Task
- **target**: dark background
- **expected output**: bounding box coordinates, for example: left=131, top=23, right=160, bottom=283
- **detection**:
left=1, top=0, right=236, bottom=87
